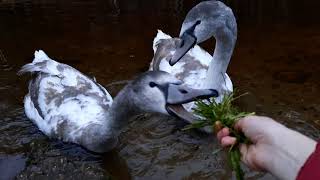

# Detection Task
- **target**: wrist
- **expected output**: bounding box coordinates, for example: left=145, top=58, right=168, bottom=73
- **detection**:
left=287, top=129, right=316, bottom=163
left=267, top=128, right=316, bottom=180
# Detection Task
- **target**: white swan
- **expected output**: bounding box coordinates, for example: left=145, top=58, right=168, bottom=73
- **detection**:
left=150, top=1, right=237, bottom=111
left=18, top=50, right=218, bottom=153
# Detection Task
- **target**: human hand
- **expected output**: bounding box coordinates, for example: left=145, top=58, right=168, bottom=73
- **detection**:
left=217, top=115, right=316, bottom=180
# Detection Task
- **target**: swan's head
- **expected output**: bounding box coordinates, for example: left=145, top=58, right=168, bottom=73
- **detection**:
left=170, top=1, right=237, bottom=65
left=129, top=71, right=218, bottom=120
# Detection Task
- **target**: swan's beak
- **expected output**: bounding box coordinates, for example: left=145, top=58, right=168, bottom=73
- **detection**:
left=166, top=84, right=218, bottom=104
left=169, top=20, right=201, bottom=66
left=164, top=84, right=218, bottom=121
left=169, top=32, right=197, bottom=66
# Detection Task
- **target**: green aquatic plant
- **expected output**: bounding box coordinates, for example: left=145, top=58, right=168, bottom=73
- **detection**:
left=183, top=92, right=255, bottom=180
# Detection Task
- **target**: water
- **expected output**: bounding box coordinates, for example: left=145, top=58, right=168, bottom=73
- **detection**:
left=1, top=0, right=320, bottom=179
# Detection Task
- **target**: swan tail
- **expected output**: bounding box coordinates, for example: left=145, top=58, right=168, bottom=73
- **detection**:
left=33, top=50, right=51, bottom=63
left=17, top=50, right=60, bottom=76
left=153, top=30, right=172, bottom=52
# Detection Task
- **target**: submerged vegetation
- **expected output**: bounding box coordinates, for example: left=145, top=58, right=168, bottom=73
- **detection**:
left=183, top=92, right=255, bottom=180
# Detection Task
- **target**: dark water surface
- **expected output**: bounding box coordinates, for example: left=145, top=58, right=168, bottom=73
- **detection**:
left=1, top=0, right=320, bottom=179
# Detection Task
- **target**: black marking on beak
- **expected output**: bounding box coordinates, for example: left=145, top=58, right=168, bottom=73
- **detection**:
left=166, top=84, right=218, bottom=105
left=169, top=20, right=201, bottom=66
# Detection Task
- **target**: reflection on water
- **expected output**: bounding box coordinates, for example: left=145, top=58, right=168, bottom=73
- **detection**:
left=0, top=0, right=320, bottom=179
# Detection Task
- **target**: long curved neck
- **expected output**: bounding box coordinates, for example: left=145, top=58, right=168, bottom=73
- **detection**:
left=204, top=34, right=236, bottom=92
left=85, top=87, right=140, bottom=152
left=107, top=87, right=140, bottom=133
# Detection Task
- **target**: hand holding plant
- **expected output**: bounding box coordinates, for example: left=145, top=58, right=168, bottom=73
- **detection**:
left=183, top=93, right=254, bottom=180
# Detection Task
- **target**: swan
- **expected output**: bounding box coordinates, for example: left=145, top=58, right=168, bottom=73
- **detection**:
left=18, top=50, right=218, bottom=153
left=150, top=1, right=237, bottom=110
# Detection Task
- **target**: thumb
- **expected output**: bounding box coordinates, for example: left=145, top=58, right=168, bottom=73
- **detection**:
left=234, top=116, right=259, bottom=143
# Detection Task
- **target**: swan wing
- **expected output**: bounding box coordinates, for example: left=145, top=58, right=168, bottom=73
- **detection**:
left=19, top=50, right=112, bottom=143
left=224, top=73, right=233, bottom=93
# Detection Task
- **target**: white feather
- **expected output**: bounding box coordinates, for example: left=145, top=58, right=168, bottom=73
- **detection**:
left=33, top=50, right=51, bottom=63
left=153, top=30, right=172, bottom=52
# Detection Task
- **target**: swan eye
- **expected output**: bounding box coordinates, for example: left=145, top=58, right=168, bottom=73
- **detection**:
left=149, top=82, right=157, bottom=88
left=195, top=20, right=201, bottom=26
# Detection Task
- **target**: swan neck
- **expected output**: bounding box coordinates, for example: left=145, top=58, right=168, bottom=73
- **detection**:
left=204, top=36, right=235, bottom=90
left=108, top=87, right=139, bottom=132
left=86, top=87, right=139, bottom=153
left=212, top=36, right=235, bottom=72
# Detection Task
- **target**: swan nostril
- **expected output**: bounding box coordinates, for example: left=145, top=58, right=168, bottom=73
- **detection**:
left=179, top=89, right=188, bottom=94
left=209, top=89, right=219, bottom=97
left=178, top=39, right=185, bottom=48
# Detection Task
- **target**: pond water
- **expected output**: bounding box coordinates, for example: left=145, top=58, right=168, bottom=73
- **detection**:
left=0, top=0, right=320, bottom=179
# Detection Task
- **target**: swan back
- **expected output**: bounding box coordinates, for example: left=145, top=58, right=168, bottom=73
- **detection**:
left=20, top=50, right=114, bottom=152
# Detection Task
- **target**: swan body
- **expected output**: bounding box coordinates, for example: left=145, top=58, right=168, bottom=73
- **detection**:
left=150, top=1, right=237, bottom=111
left=19, top=50, right=218, bottom=152
left=20, top=50, right=115, bottom=152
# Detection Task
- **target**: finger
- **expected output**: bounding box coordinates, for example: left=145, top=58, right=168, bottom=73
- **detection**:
left=217, top=130, right=223, bottom=141
left=239, top=143, right=252, bottom=169
left=235, top=115, right=259, bottom=128
left=217, top=127, right=230, bottom=141
left=221, top=136, right=236, bottom=147
left=235, top=116, right=264, bottom=143
left=222, top=127, right=230, bottom=137
left=234, top=118, right=247, bottom=132
left=234, top=115, right=255, bottom=135
left=239, top=143, right=263, bottom=171
left=239, top=143, right=248, bottom=163
left=220, top=128, right=230, bottom=140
